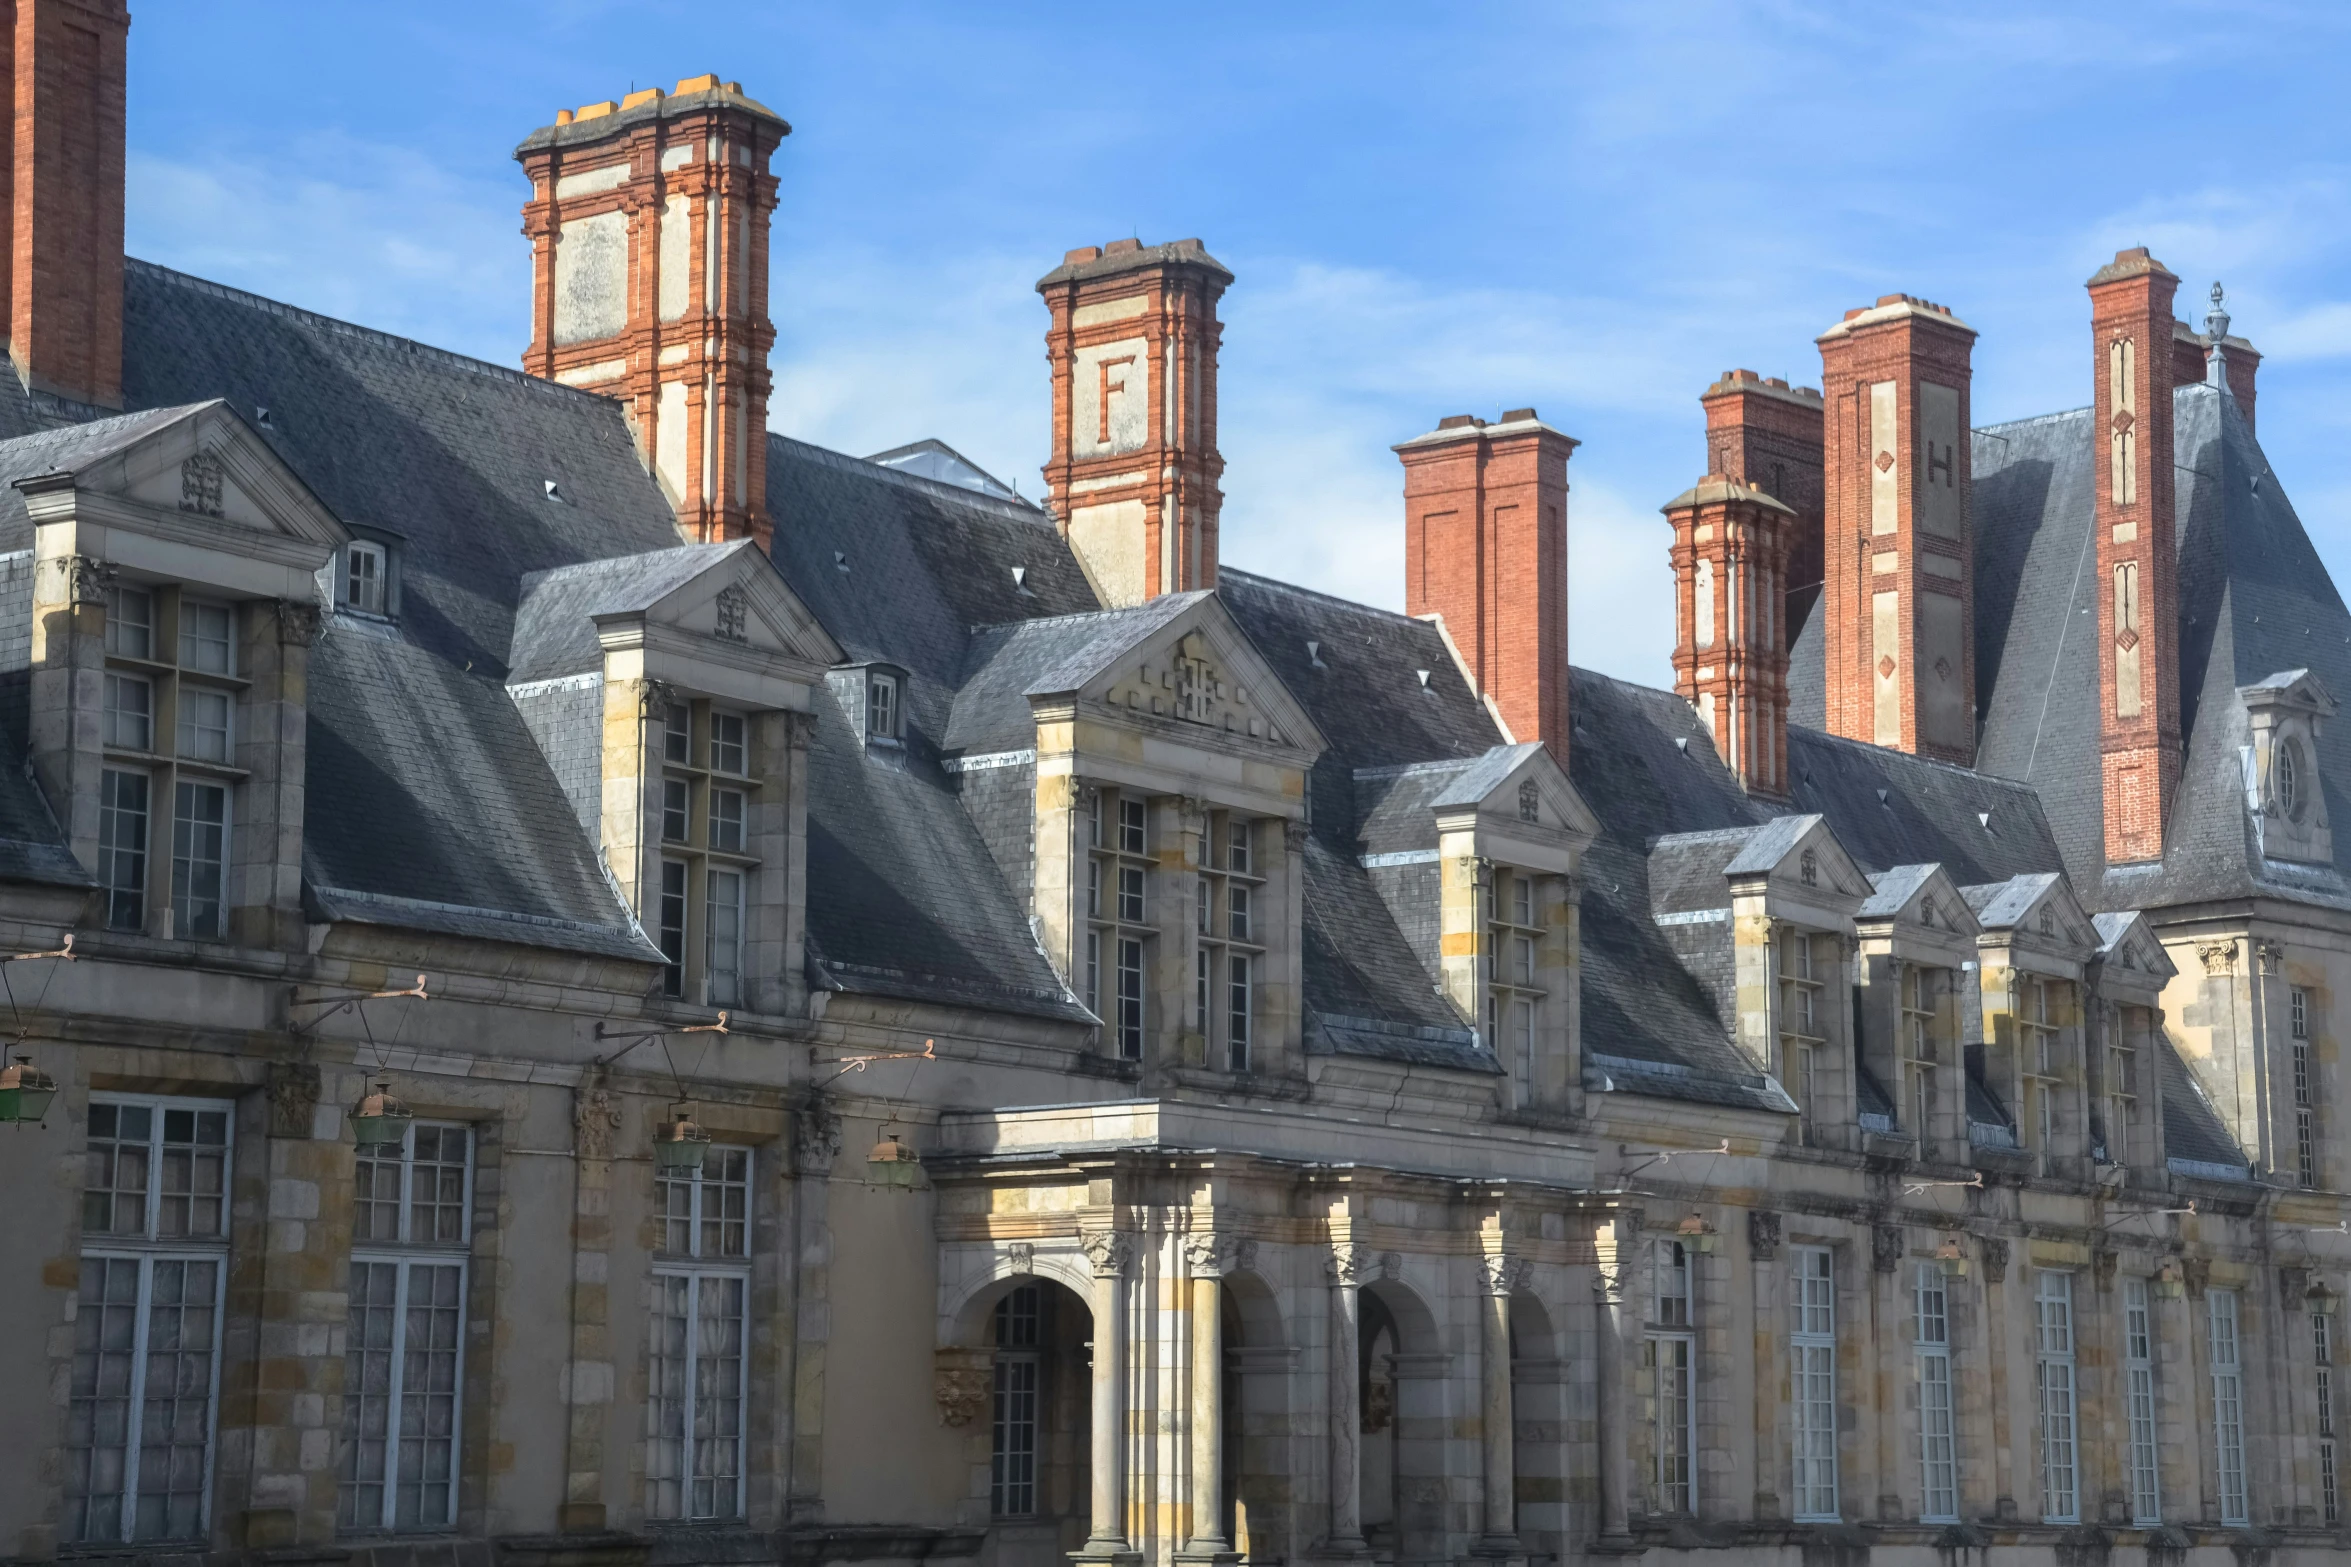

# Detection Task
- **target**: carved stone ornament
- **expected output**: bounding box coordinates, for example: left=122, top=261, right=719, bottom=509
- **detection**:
left=795, top=1098, right=842, bottom=1175
left=2257, top=940, right=2285, bottom=976
left=934, top=1349, right=991, bottom=1428
left=2182, top=1255, right=2212, bottom=1298
left=2198, top=940, right=2239, bottom=977
left=2092, top=1249, right=2119, bottom=1290
left=266, top=1061, right=322, bottom=1139
left=712, top=583, right=749, bottom=644
left=1747, top=1210, right=1782, bottom=1260
left=1979, top=1236, right=2011, bottom=1283
left=1378, top=1250, right=1404, bottom=1281
left=2280, top=1265, right=2312, bottom=1308
left=1005, top=1242, right=1035, bottom=1276
left=1872, top=1225, right=1904, bottom=1275
left=1481, top=1253, right=1533, bottom=1297
left=273, top=598, right=324, bottom=649
left=179, top=451, right=225, bottom=518
left=1183, top=1233, right=1231, bottom=1277
left=1361, top=1376, right=1395, bottom=1435
left=1518, top=778, right=1541, bottom=823
left=1327, top=1243, right=1367, bottom=1286
left=1081, top=1231, right=1132, bottom=1278
left=64, top=554, right=115, bottom=607
left=573, top=1083, right=621, bottom=1161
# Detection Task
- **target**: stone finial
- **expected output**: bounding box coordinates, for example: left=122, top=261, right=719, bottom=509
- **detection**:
left=2206, top=283, right=2233, bottom=392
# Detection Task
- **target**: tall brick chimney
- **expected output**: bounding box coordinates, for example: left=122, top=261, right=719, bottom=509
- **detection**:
left=6, top=0, right=129, bottom=409
left=2088, top=247, right=2181, bottom=865
left=1667, top=475, right=1795, bottom=796
left=1700, top=369, right=1824, bottom=647
left=1395, top=409, right=1580, bottom=761
left=517, top=77, right=787, bottom=546
left=1816, top=295, right=1978, bottom=764
left=1037, top=238, right=1230, bottom=606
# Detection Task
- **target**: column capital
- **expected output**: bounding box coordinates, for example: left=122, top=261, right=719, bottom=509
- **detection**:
left=1480, top=1253, right=1532, bottom=1297
left=1081, top=1230, right=1133, bottom=1278
left=1184, top=1232, right=1253, bottom=1277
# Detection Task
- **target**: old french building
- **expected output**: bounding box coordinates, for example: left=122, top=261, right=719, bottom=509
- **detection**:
left=0, top=7, right=2343, bottom=1567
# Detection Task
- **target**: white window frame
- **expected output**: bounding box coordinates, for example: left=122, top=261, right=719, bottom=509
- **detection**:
left=2318, top=1307, right=2340, bottom=1527
left=647, top=1146, right=751, bottom=1524
left=2034, top=1269, right=2079, bottom=1523
left=2210, top=1288, right=2248, bottom=1525
left=2123, top=1277, right=2162, bottom=1525
left=2292, top=985, right=2318, bottom=1190
left=1790, top=1245, right=1839, bottom=1522
left=342, top=1123, right=473, bottom=1534
left=99, top=765, right=151, bottom=931
left=865, top=671, right=900, bottom=742
left=1914, top=1262, right=1958, bottom=1523
left=1644, top=1237, right=1696, bottom=1514
left=344, top=541, right=390, bottom=615
left=704, top=866, right=745, bottom=1008
left=68, top=1095, right=235, bottom=1545
left=171, top=778, right=232, bottom=940
left=991, top=1284, right=1043, bottom=1518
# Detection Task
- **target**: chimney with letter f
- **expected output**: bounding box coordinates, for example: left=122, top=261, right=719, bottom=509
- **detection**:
left=517, top=77, right=788, bottom=546
left=6, top=0, right=130, bottom=409
left=2088, top=247, right=2181, bottom=865
left=1037, top=238, right=1231, bottom=607
left=1395, top=409, right=1580, bottom=763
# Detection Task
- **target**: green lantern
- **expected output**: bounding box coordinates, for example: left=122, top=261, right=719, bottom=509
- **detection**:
left=0, top=1054, right=59, bottom=1125
left=867, top=1133, right=922, bottom=1190
left=350, top=1079, right=415, bottom=1149
left=653, top=1102, right=713, bottom=1173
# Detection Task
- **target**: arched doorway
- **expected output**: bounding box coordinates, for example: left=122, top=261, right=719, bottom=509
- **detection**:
left=1358, top=1277, right=1444, bottom=1562
left=1221, top=1267, right=1290, bottom=1560
left=1510, top=1288, right=1566, bottom=1559
left=962, top=1275, right=1095, bottom=1567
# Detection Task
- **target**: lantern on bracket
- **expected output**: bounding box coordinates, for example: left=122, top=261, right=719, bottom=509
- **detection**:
left=653, top=1102, right=713, bottom=1173
left=1935, top=1234, right=1970, bottom=1278
left=0, top=1053, right=59, bottom=1125
left=1675, top=1211, right=1718, bottom=1254
left=867, top=1133, right=922, bottom=1190
left=349, top=1079, right=415, bottom=1149
left=2154, top=1258, right=2186, bottom=1299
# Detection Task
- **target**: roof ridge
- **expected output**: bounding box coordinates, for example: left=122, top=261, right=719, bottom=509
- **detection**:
left=1788, top=720, right=2045, bottom=793
left=1217, top=566, right=1434, bottom=629
left=126, top=259, right=623, bottom=408
left=767, top=429, right=1058, bottom=525
left=968, top=591, right=1203, bottom=641
left=1974, top=406, right=2092, bottom=436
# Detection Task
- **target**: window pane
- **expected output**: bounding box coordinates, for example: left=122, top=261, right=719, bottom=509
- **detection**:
left=99, top=770, right=150, bottom=932
left=171, top=782, right=228, bottom=940
left=409, top=1126, right=471, bottom=1246
left=393, top=1262, right=465, bottom=1528
left=155, top=1107, right=230, bottom=1240
left=709, top=788, right=744, bottom=853
left=339, top=1259, right=399, bottom=1530
left=1119, top=798, right=1145, bottom=855
left=658, top=860, right=687, bottom=998
left=663, top=704, right=691, bottom=765
left=1227, top=953, right=1250, bottom=1071
left=1117, top=938, right=1144, bottom=1059
left=1227, top=819, right=1250, bottom=874
left=106, top=585, right=155, bottom=660
left=1118, top=864, right=1144, bottom=924
left=178, top=601, right=234, bottom=675
left=662, top=778, right=689, bottom=843
left=709, top=712, right=745, bottom=776
left=354, top=1144, right=404, bottom=1244
left=867, top=675, right=897, bottom=739
left=104, top=673, right=153, bottom=752
left=175, top=687, right=233, bottom=763
left=65, top=1255, right=143, bottom=1542
left=85, top=1107, right=154, bottom=1237
left=345, top=545, right=387, bottom=615
left=705, top=869, right=744, bottom=1007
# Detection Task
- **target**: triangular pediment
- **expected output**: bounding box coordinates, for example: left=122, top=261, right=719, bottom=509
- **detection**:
left=81, top=399, right=348, bottom=548
left=637, top=540, right=841, bottom=670
left=2092, top=911, right=2177, bottom=983
left=1859, top=863, right=1983, bottom=940
left=1062, top=593, right=1325, bottom=762
left=1727, top=814, right=1871, bottom=909
left=1972, top=872, right=2096, bottom=958
left=1430, top=742, right=1599, bottom=849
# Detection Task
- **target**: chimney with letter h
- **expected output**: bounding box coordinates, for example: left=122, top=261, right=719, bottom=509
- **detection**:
left=517, top=77, right=788, bottom=546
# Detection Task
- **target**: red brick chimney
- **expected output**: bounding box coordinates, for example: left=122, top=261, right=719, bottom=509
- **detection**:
left=1036, top=238, right=1230, bottom=606
left=2089, top=247, right=2181, bottom=865
left=1816, top=295, right=1978, bottom=764
left=5, top=0, right=129, bottom=409
left=1667, top=475, right=1795, bottom=796
left=1700, top=369, right=1824, bottom=639
left=1396, top=409, right=1580, bottom=761
left=517, top=77, right=788, bottom=546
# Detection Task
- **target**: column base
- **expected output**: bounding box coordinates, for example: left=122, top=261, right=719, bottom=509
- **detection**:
left=1069, top=1547, right=1142, bottom=1567
left=1468, top=1537, right=1525, bottom=1564
left=1310, top=1539, right=1374, bottom=1565
left=1173, top=1548, right=1242, bottom=1567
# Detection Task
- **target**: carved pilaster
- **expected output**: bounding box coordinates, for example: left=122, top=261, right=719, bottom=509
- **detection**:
left=1980, top=1236, right=2011, bottom=1283
left=2281, top=1265, right=2311, bottom=1308
left=572, top=1080, right=620, bottom=1161
left=1872, top=1224, right=1904, bottom=1275
left=265, top=1061, right=321, bottom=1139
left=2198, top=940, right=2239, bottom=976
left=1748, top=1209, right=1782, bottom=1260
left=795, top=1096, right=842, bottom=1175
left=273, top=598, right=323, bottom=648
left=2182, top=1255, right=2211, bottom=1298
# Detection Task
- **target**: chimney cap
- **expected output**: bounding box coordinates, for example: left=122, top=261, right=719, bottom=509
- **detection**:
left=1817, top=294, right=1976, bottom=344
left=2087, top=245, right=2179, bottom=287
left=1437, top=414, right=1485, bottom=430
left=516, top=79, right=790, bottom=157
left=1501, top=407, right=1539, bottom=424
left=1394, top=411, right=1580, bottom=454
left=1660, top=475, right=1797, bottom=517
left=1036, top=236, right=1233, bottom=291
left=1702, top=372, right=1824, bottom=407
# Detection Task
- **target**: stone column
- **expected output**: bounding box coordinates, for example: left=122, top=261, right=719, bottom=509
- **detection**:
left=1595, top=1252, right=1635, bottom=1549
left=1871, top=1225, right=1905, bottom=1521
left=786, top=1098, right=840, bottom=1525
left=1078, top=1231, right=1139, bottom=1565
left=1326, top=1245, right=1370, bottom=1556
left=1180, top=1237, right=1241, bottom=1564
left=1479, top=1256, right=1529, bottom=1551
left=1983, top=1237, right=2017, bottom=1521
left=1748, top=1210, right=1784, bottom=1519
left=559, top=1074, right=622, bottom=1533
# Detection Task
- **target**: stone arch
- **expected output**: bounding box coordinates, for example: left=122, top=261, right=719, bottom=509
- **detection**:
left=1358, top=1273, right=1447, bottom=1559
left=940, top=1247, right=1096, bottom=1348
left=1510, top=1284, right=1569, bottom=1556
left=1221, top=1266, right=1292, bottom=1558
left=939, top=1262, right=1095, bottom=1561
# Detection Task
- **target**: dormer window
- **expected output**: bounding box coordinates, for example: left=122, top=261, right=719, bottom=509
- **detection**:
left=2279, top=737, right=2307, bottom=821
left=342, top=541, right=388, bottom=615
left=1486, top=869, right=1546, bottom=1065
left=867, top=671, right=900, bottom=742
left=652, top=700, right=760, bottom=1007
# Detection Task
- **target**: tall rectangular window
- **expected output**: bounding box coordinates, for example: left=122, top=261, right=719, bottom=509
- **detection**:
left=1914, top=1263, right=1958, bottom=1523
left=1643, top=1238, right=1695, bottom=1513
left=2123, top=1278, right=2161, bottom=1525
left=2316, top=1308, right=2338, bottom=1527
left=100, top=768, right=151, bottom=931
left=2293, top=986, right=2318, bottom=1190
left=992, top=1285, right=1042, bottom=1517
left=341, top=1125, right=472, bottom=1533
left=705, top=868, right=744, bottom=1008
left=171, top=781, right=229, bottom=939
left=648, top=1146, right=750, bottom=1523
left=104, top=671, right=154, bottom=752
left=1084, top=931, right=1101, bottom=1016
left=1780, top=930, right=1823, bottom=1141
left=2210, top=1289, right=2248, bottom=1525
left=1790, top=1246, right=1838, bottom=1521
left=708, top=787, right=744, bottom=853
left=68, top=1099, right=233, bottom=1544
left=1116, top=937, right=1144, bottom=1060
left=658, top=859, right=688, bottom=998
left=2034, top=1270, right=2078, bottom=1522
left=1227, top=953, right=1252, bottom=1072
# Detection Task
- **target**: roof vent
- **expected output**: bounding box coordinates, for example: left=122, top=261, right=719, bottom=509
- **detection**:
left=1674, top=737, right=1689, bottom=753
left=1010, top=566, right=1026, bottom=587
left=254, top=405, right=273, bottom=428
left=544, top=479, right=562, bottom=501
left=1877, top=788, right=1890, bottom=805
left=1307, top=639, right=1326, bottom=671
left=1978, top=811, right=1992, bottom=829
left=1415, top=669, right=1431, bottom=688
left=834, top=551, right=850, bottom=574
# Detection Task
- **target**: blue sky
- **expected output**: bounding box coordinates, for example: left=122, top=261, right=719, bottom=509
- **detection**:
left=127, top=2, right=2351, bottom=689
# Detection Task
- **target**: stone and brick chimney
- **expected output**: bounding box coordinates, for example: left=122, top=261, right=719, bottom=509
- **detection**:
left=1700, top=370, right=1824, bottom=622
left=1816, top=295, right=1977, bottom=765
left=517, top=77, right=788, bottom=546
left=1666, top=475, right=1795, bottom=796
left=2088, top=247, right=2181, bottom=865
left=1395, top=409, right=1580, bottom=761
left=2171, top=284, right=2261, bottom=434
left=6, top=0, right=129, bottom=409
left=1036, top=238, right=1230, bottom=606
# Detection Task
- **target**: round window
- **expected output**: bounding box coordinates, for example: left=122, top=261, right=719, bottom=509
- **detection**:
left=2279, top=737, right=2307, bottom=823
